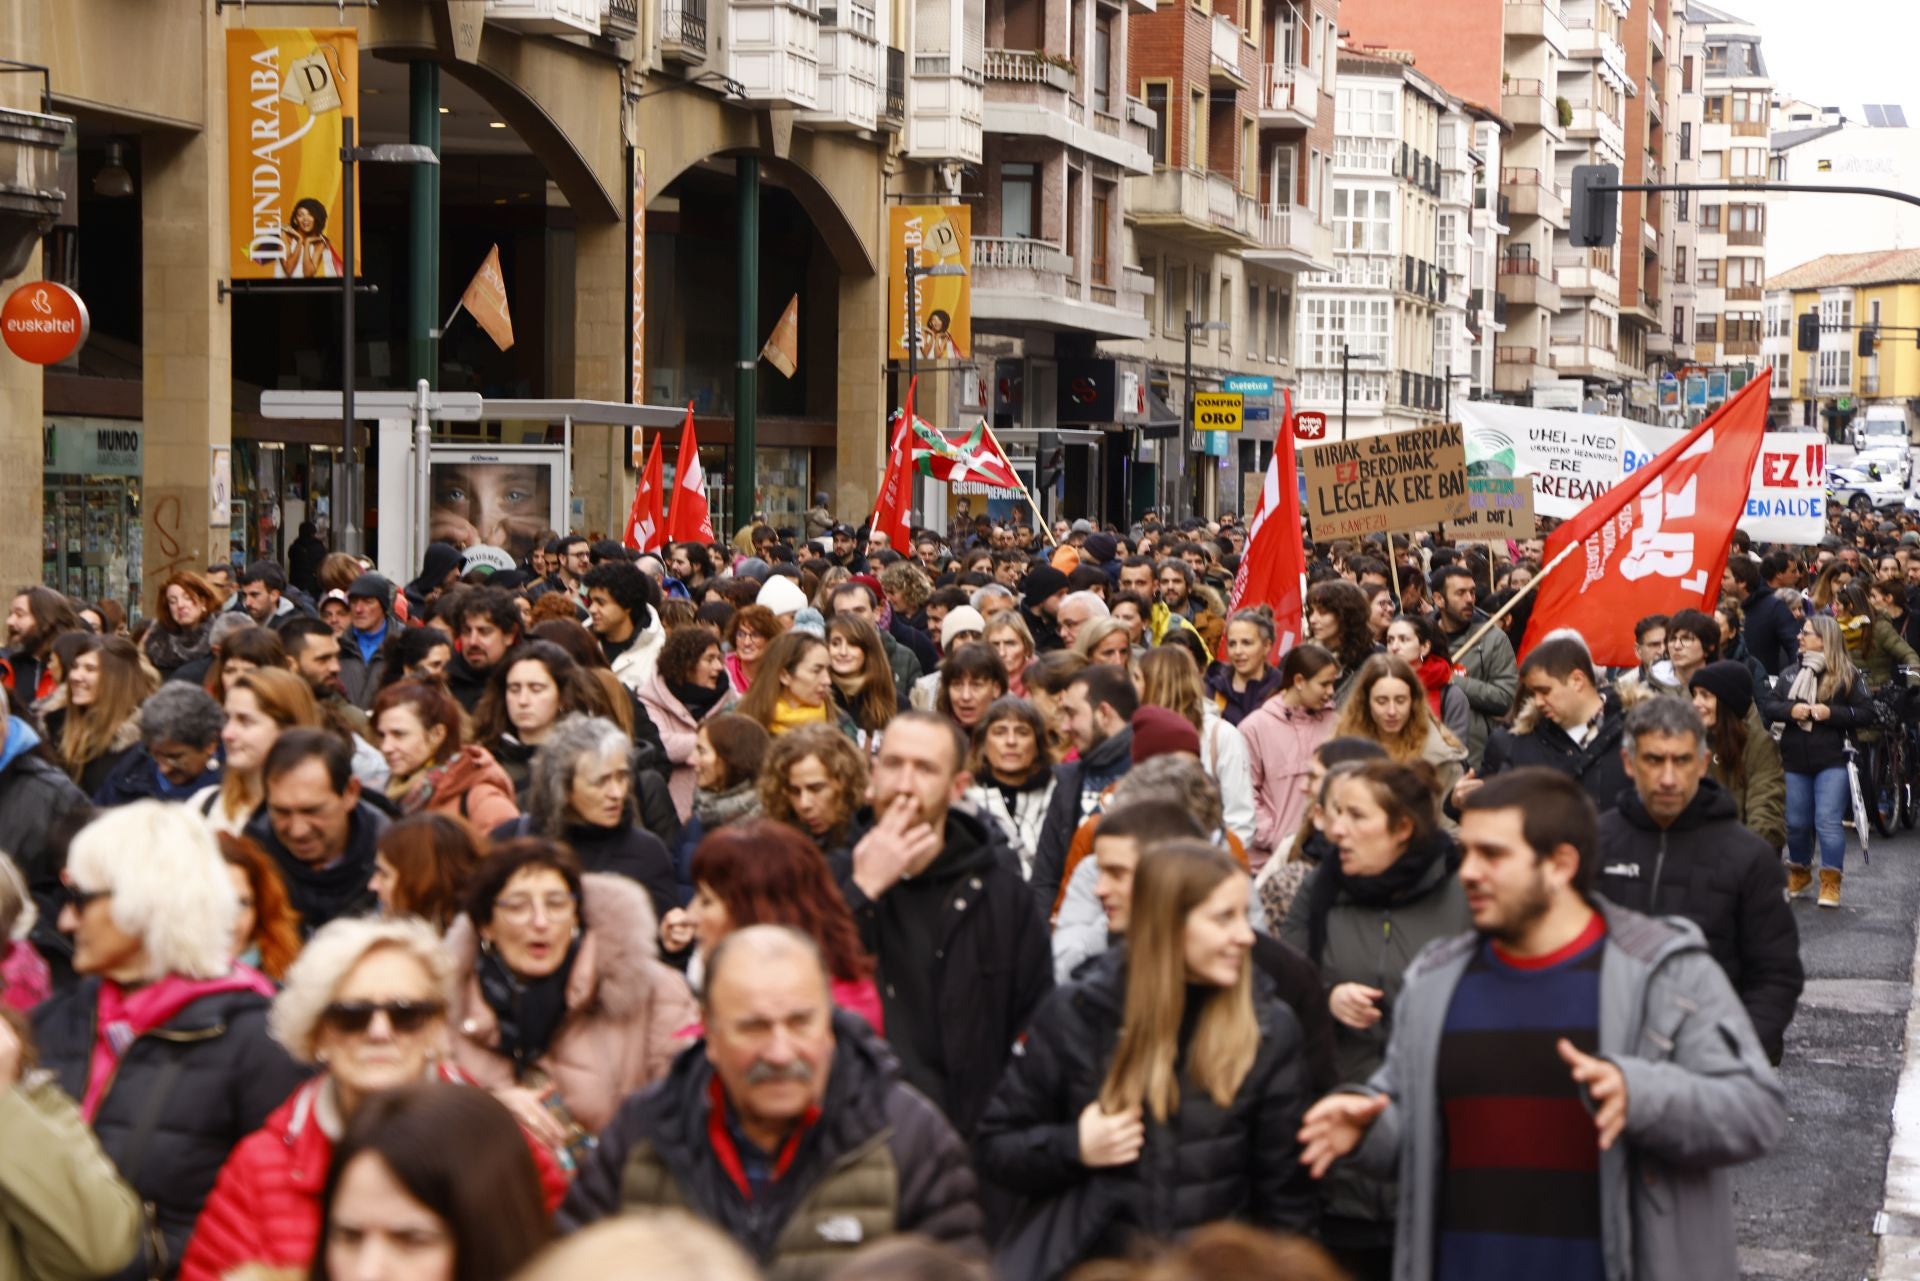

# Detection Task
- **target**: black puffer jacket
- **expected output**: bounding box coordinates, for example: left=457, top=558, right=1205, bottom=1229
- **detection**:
left=559, top=1010, right=983, bottom=1280
left=34, top=981, right=311, bottom=1281
left=1478, top=695, right=1630, bottom=812
left=1757, top=664, right=1874, bottom=774
left=1596, top=779, right=1804, bottom=1063
left=975, top=950, right=1316, bottom=1281
left=833, top=805, right=1052, bottom=1138
left=0, top=715, right=91, bottom=979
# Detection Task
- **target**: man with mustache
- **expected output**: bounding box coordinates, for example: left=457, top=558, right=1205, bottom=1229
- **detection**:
left=559, top=925, right=984, bottom=1269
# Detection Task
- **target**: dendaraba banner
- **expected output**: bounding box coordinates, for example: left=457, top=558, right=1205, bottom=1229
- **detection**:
left=226, top=29, right=359, bottom=281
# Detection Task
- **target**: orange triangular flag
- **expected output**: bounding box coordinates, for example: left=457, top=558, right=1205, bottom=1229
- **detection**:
left=461, top=245, right=515, bottom=352
left=760, top=293, right=798, bottom=378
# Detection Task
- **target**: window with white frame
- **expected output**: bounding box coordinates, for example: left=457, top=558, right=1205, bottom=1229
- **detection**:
left=1818, top=346, right=1852, bottom=389
left=1336, top=85, right=1396, bottom=137
left=1301, top=296, right=1390, bottom=367
left=1333, top=186, right=1393, bottom=252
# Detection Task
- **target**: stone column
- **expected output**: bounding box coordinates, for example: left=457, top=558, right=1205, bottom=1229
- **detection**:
left=0, top=3, right=45, bottom=591
left=141, top=103, right=232, bottom=596
left=837, top=271, right=886, bottom=522
left=571, top=217, right=627, bottom=538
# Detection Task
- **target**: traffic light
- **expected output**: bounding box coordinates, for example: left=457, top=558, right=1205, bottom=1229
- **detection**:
left=1570, top=164, right=1619, bottom=248
left=1859, top=326, right=1879, bottom=358
left=1797, top=312, right=1821, bottom=352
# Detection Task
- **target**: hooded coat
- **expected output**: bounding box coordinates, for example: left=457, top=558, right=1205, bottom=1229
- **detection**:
left=1595, top=778, right=1804, bottom=1063
left=390, top=744, right=521, bottom=832
left=0, top=716, right=92, bottom=975
left=559, top=1011, right=984, bottom=1281
left=445, top=873, right=699, bottom=1136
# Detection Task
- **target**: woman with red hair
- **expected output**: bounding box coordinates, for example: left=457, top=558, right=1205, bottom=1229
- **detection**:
left=216, top=832, right=304, bottom=983
left=687, top=819, right=881, bottom=1030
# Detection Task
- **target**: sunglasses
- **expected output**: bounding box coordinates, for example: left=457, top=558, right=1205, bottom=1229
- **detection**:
left=320, top=1000, right=446, bottom=1036
left=62, top=884, right=111, bottom=912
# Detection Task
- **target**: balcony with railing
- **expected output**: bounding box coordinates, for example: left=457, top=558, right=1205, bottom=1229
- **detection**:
left=1648, top=9, right=1665, bottom=54
left=1498, top=255, right=1562, bottom=310
left=1565, top=98, right=1625, bottom=158
left=1128, top=167, right=1269, bottom=249
left=1500, top=78, right=1564, bottom=139
left=1499, top=166, right=1568, bottom=226
left=661, top=0, right=709, bottom=60
left=606, top=0, right=639, bottom=34
left=1554, top=247, right=1618, bottom=299
left=485, top=0, right=607, bottom=34
left=1259, top=61, right=1318, bottom=128
left=1210, top=14, right=1248, bottom=86
left=1392, top=369, right=1446, bottom=415
left=883, top=46, right=906, bottom=126
left=984, top=47, right=1076, bottom=92
left=982, top=49, right=1150, bottom=169
left=1727, top=284, right=1763, bottom=301
left=1564, top=17, right=1628, bottom=81
left=1245, top=202, right=1328, bottom=269
left=730, top=0, right=821, bottom=107
left=968, top=236, right=1150, bottom=339
left=1494, top=344, right=1555, bottom=394
left=1503, top=0, right=1570, bottom=55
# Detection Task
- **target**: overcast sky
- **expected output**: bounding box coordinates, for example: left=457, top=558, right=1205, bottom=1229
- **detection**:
left=1726, top=0, right=1920, bottom=119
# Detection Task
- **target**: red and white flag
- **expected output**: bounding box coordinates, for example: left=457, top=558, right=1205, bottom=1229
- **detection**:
left=1224, top=388, right=1306, bottom=661
left=870, top=377, right=917, bottom=552
left=664, top=403, right=713, bottom=545
left=1519, top=375, right=1769, bottom=666
left=624, top=431, right=665, bottom=553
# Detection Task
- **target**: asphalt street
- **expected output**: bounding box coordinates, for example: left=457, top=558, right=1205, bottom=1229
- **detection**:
left=1734, top=822, right=1920, bottom=1281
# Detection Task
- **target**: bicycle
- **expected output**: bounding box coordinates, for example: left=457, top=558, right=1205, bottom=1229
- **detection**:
left=1865, top=669, right=1920, bottom=837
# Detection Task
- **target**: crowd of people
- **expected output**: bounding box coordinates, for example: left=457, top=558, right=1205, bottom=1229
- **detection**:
left=0, top=494, right=1892, bottom=1281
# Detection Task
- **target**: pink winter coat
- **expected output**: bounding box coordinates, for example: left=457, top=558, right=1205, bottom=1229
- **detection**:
left=445, top=873, right=698, bottom=1136
left=631, top=669, right=735, bottom=821
left=1239, top=699, right=1335, bottom=869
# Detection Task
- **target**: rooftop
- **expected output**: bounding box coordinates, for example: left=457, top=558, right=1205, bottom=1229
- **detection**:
left=1768, top=249, right=1920, bottom=292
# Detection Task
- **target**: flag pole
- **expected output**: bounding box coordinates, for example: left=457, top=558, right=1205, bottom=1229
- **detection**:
left=979, top=418, right=1059, bottom=546
left=440, top=298, right=466, bottom=335
left=1452, top=536, right=1581, bottom=661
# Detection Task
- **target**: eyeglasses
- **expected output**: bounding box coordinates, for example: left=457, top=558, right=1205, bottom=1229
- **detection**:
left=62, top=884, right=111, bottom=912
left=320, top=1000, right=446, bottom=1036
left=493, top=893, right=578, bottom=923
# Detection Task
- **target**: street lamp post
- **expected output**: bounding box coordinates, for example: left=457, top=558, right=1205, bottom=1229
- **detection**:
left=902, top=250, right=966, bottom=529
left=1180, top=310, right=1229, bottom=521
left=339, top=117, right=439, bottom=558
left=1339, top=343, right=1383, bottom=441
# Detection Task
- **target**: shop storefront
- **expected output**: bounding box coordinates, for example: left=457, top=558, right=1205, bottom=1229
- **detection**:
left=230, top=440, right=340, bottom=569
left=43, top=418, right=142, bottom=609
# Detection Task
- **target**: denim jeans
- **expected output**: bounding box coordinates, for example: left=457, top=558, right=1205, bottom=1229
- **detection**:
left=1785, top=766, right=1851, bottom=872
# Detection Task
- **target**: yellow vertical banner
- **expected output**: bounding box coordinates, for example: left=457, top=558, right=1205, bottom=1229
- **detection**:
left=888, top=205, right=971, bottom=361
left=226, top=28, right=360, bottom=281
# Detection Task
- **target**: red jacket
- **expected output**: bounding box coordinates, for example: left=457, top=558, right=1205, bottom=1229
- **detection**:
left=179, top=1066, right=567, bottom=1281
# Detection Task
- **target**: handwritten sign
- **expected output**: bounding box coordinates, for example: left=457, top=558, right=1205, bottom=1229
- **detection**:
left=1302, top=423, right=1471, bottom=539
left=1458, top=400, right=1623, bottom=519
left=1444, top=476, right=1536, bottom=541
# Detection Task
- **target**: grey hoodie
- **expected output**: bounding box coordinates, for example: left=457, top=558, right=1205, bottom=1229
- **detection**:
left=1348, top=898, right=1786, bottom=1281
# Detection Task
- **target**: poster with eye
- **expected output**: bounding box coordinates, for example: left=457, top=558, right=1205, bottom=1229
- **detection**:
left=427, top=446, right=569, bottom=566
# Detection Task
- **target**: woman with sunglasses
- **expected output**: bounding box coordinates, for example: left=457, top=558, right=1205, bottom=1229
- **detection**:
left=181, top=917, right=567, bottom=1281
left=32, top=802, right=309, bottom=1281
left=445, top=838, right=697, bottom=1163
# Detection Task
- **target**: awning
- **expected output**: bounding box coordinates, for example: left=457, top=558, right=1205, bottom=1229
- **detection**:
left=1140, top=385, right=1182, bottom=439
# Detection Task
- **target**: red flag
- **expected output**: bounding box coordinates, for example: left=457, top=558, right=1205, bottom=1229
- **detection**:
left=664, top=402, right=713, bottom=545
left=870, top=377, right=917, bottom=552
left=624, top=432, right=665, bottom=553
left=1224, top=388, right=1306, bottom=662
left=1519, top=376, right=1770, bottom=666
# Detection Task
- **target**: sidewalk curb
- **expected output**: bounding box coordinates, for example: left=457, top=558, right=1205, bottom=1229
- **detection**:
left=1876, top=902, right=1920, bottom=1279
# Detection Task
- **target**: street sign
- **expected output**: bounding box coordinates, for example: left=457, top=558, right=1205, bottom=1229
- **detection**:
left=1245, top=406, right=1271, bottom=422
left=1223, top=375, right=1273, bottom=396
left=1295, top=411, right=1328, bottom=441
left=1194, top=392, right=1244, bottom=432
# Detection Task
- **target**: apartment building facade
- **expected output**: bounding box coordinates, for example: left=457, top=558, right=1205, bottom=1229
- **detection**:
left=1294, top=51, right=1463, bottom=437
left=1122, top=0, right=1340, bottom=515
left=1766, top=251, right=1920, bottom=439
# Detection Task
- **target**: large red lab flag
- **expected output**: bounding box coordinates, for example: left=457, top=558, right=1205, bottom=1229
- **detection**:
left=664, top=403, right=713, bottom=545
left=1224, top=389, right=1305, bottom=661
left=1519, top=375, right=1770, bottom=667
left=624, top=432, right=665, bottom=553
left=870, top=377, right=917, bottom=552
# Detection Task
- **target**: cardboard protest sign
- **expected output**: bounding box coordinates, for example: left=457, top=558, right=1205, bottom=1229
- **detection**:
left=1302, top=423, right=1471, bottom=539
left=1443, top=476, right=1536, bottom=541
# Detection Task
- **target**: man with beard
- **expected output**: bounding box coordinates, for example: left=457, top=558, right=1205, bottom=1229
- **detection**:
left=1431, top=565, right=1518, bottom=767
left=444, top=587, right=524, bottom=712
left=831, top=712, right=1052, bottom=1138
left=3, top=587, right=80, bottom=703
left=1299, top=767, right=1785, bottom=1281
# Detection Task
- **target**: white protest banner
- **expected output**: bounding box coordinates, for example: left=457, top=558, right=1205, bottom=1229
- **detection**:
left=1458, top=400, right=1625, bottom=519
left=1621, top=427, right=1826, bottom=545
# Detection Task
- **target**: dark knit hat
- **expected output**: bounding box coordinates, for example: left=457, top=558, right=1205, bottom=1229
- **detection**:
left=410, top=542, right=463, bottom=595
left=1131, top=705, right=1202, bottom=763
left=1687, top=660, right=1754, bottom=723
left=346, top=573, right=393, bottom=614
left=1083, top=532, right=1119, bottom=564
left=1022, top=565, right=1071, bottom=611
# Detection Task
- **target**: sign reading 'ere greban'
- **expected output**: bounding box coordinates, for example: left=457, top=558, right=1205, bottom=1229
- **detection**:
left=1301, top=422, right=1472, bottom=539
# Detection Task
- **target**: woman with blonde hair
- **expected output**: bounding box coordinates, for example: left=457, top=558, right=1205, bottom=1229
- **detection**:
left=983, top=611, right=1036, bottom=696
left=977, top=840, right=1315, bottom=1277
left=1072, top=617, right=1135, bottom=669
left=52, top=635, right=156, bottom=795
left=1759, top=613, right=1875, bottom=907
left=193, top=667, right=323, bottom=834
left=1135, top=646, right=1255, bottom=846
left=1331, top=653, right=1467, bottom=807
